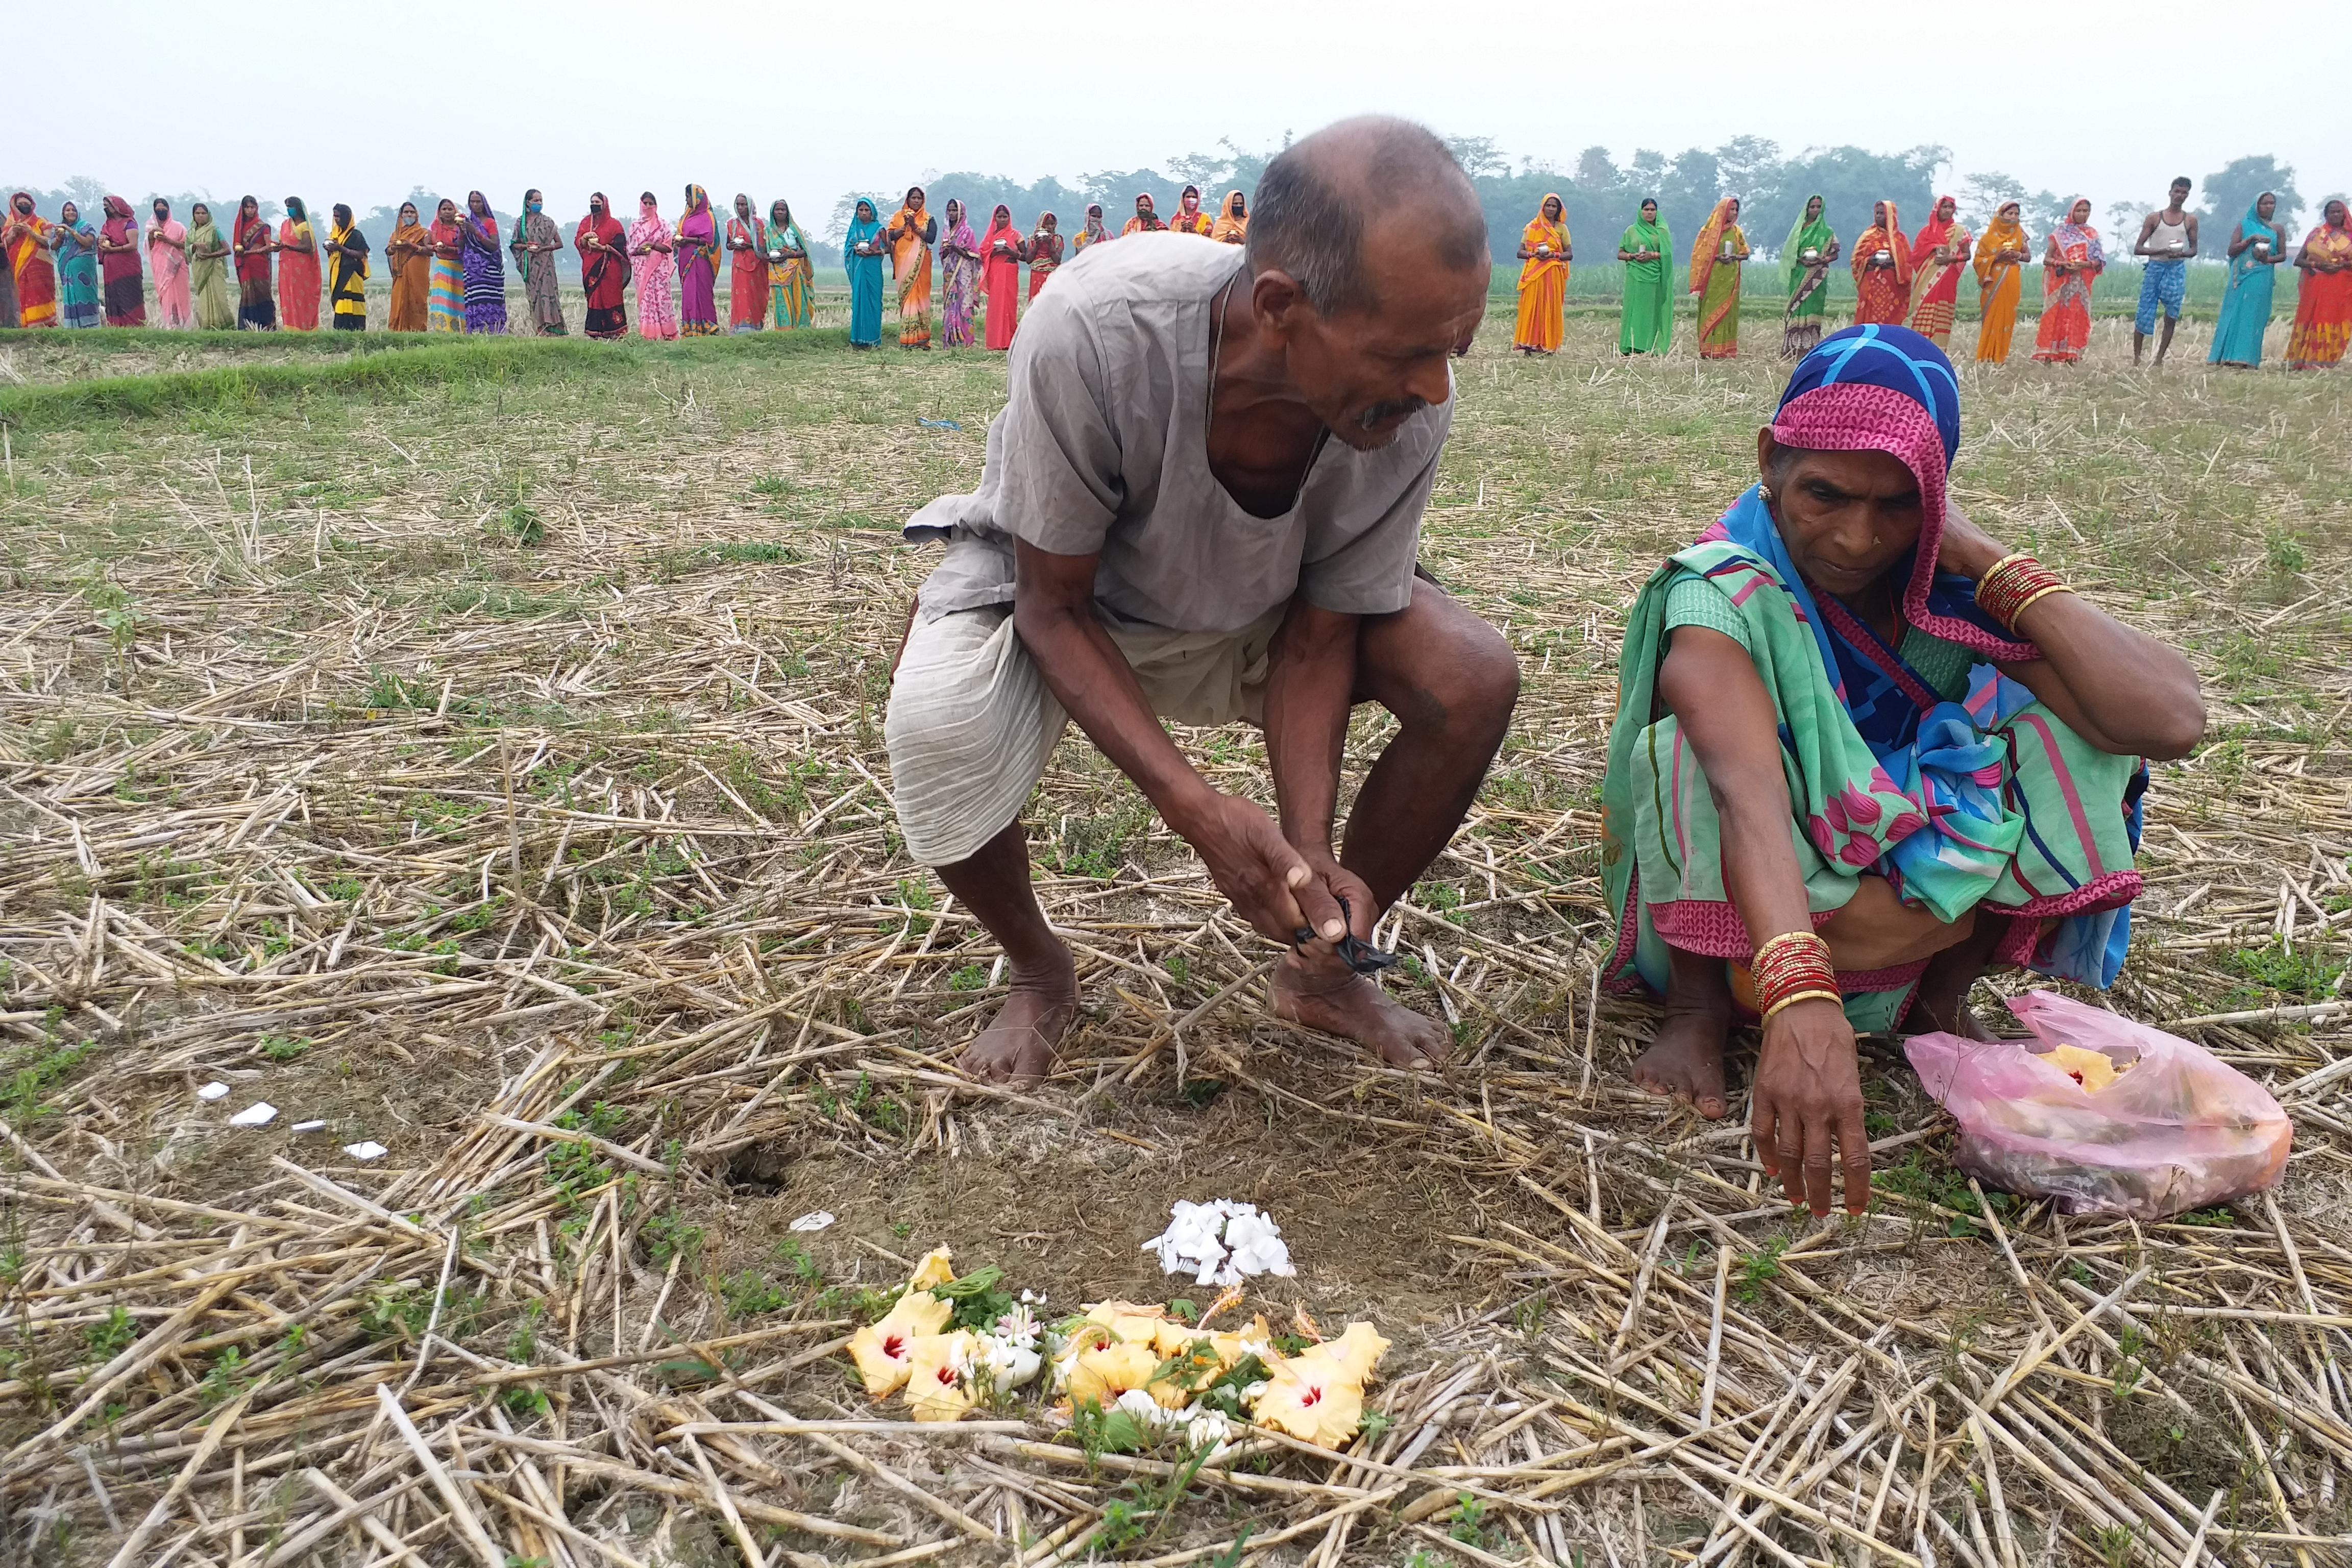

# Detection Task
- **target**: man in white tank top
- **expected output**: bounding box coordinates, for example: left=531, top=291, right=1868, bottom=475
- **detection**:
left=2133, top=177, right=2199, bottom=365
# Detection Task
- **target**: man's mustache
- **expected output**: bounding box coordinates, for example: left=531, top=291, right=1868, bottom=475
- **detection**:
left=1356, top=396, right=1428, bottom=431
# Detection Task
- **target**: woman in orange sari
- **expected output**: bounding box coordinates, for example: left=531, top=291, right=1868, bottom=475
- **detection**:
left=885, top=185, right=937, bottom=349
left=1513, top=193, right=1570, bottom=354
left=2032, top=198, right=2103, bottom=364
left=1211, top=190, right=1247, bottom=244
left=277, top=198, right=322, bottom=331
left=1851, top=201, right=1910, bottom=325
left=1972, top=203, right=2028, bottom=362
left=1688, top=198, right=1748, bottom=359
left=2286, top=200, right=2352, bottom=371
left=1904, top=195, right=1972, bottom=347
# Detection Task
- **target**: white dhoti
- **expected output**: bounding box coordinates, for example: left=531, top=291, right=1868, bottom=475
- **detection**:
left=883, top=602, right=1288, bottom=867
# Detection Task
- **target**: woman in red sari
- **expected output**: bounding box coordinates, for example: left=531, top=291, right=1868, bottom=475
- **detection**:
left=981, top=204, right=1023, bottom=351
left=574, top=194, right=629, bottom=340
left=1904, top=195, right=1971, bottom=348
left=2286, top=200, right=2352, bottom=371
left=2032, top=198, right=2103, bottom=364
left=6, top=192, right=59, bottom=328
left=1850, top=201, right=1910, bottom=325
left=233, top=196, right=279, bottom=329
left=97, top=196, right=146, bottom=326
left=726, top=192, right=768, bottom=332
left=1024, top=212, right=1063, bottom=300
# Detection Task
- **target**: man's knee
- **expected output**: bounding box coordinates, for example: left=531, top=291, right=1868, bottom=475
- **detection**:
left=1391, top=596, right=1520, bottom=739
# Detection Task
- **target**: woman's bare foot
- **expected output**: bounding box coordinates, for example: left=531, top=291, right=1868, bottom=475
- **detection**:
left=1632, top=946, right=1733, bottom=1118
left=959, top=957, right=1078, bottom=1087
left=1272, top=949, right=1452, bottom=1068
left=1905, top=909, right=2009, bottom=1039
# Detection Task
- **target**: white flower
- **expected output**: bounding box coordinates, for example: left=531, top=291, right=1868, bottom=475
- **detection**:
left=1115, top=1388, right=1185, bottom=1428
left=1184, top=1408, right=1234, bottom=1454
left=1140, top=1199, right=1297, bottom=1286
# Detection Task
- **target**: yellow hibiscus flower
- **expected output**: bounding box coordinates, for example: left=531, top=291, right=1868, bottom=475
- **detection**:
left=903, top=1330, right=979, bottom=1423
left=847, top=1290, right=952, bottom=1396
left=1300, top=1321, right=1390, bottom=1383
left=1251, top=1351, right=1366, bottom=1448
left=908, top=1246, right=956, bottom=1290
left=1064, top=1341, right=1188, bottom=1411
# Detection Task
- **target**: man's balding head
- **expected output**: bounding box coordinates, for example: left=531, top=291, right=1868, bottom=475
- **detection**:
left=1245, top=116, right=1489, bottom=318
left=1227, top=117, right=1490, bottom=453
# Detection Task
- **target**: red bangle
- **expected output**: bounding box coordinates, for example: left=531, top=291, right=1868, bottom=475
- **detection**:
left=1976, top=554, right=2072, bottom=631
left=1751, top=932, right=1837, bottom=1022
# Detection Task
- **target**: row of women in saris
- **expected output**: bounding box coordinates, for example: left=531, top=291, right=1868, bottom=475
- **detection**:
left=1504, top=191, right=2352, bottom=372
left=836, top=185, right=1248, bottom=350
left=4, top=192, right=368, bottom=331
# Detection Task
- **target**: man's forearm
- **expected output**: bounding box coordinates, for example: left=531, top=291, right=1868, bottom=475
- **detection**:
left=1015, top=603, right=1217, bottom=829
left=1262, top=604, right=1358, bottom=854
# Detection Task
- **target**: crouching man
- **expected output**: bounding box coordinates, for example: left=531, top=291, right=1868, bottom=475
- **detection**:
left=884, top=116, right=1519, bottom=1085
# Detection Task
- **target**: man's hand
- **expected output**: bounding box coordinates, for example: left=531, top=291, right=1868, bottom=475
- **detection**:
left=1751, top=997, right=1870, bottom=1216
left=1179, top=792, right=1319, bottom=944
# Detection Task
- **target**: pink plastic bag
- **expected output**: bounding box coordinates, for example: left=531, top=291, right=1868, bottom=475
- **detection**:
left=1904, top=990, right=2292, bottom=1219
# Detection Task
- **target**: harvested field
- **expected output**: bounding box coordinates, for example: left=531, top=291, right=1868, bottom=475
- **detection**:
left=1, top=309, right=2348, bottom=1567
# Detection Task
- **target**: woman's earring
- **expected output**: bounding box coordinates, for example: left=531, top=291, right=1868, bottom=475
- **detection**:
left=1759, top=485, right=1774, bottom=504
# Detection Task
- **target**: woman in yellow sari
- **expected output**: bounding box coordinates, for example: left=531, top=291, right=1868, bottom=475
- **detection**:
left=885, top=185, right=938, bottom=349
left=1688, top=198, right=1748, bottom=359
left=1972, top=202, right=2029, bottom=362
left=1211, top=190, right=1247, bottom=244
left=1513, top=193, right=1570, bottom=354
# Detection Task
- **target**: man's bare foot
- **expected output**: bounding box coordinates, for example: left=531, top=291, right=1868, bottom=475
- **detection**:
left=1632, top=1009, right=1732, bottom=1119
left=1272, top=951, right=1452, bottom=1068
left=959, top=958, right=1078, bottom=1087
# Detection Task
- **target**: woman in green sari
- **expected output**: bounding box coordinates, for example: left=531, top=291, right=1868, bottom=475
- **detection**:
left=1599, top=326, right=2203, bottom=1216
left=1781, top=194, right=1839, bottom=358
left=765, top=199, right=815, bottom=329
left=1688, top=198, right=1749, bottom=358
left=187, top=203, right=234, bottom=330
left=1616, top=198, right=1673, bottom=355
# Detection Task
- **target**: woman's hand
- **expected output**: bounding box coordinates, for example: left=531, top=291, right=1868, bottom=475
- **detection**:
left=1935, top=505, right=2006, bottom=579
left=1752, top=997, right=1871, bottom=1216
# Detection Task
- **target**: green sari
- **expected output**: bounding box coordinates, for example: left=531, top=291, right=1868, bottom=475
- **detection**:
left=1601, top=492, right=2144, bottom=1031
left=1784, top=197, right=1835, bottom=321
left=188, top=216, right=233, bottom=330
left=1619, top=213, right=1673, bottom=354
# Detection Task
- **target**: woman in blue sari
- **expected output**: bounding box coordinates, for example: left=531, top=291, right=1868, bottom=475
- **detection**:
left=53, top=201, right=101, bottom=328
left=2210, top=192, right=2286, bottom=368
left=844, top=199, right=885, bottom=348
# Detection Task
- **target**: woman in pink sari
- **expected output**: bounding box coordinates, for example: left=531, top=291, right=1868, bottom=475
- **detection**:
left=629, top=191, right=678, bottom=340
left=980, top=204, right=1022, bottom=351
left=277, top=198, right=323, bottom=331
left=97, top=197, right=146, bottom=326
left=144, top=199, right=191, bottom=328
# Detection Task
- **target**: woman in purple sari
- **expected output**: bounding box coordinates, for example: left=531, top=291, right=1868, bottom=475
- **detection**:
left=460, top=191, right=508, bottom=334
left=675, top=185, right=720, bottom=336
left=938, top=199, right=981, bottom=348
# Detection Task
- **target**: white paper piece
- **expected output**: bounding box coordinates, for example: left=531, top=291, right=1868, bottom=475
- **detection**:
left=290, top=1120, right=327, bottom=1134
left=788, top=1211, right=835, bottom=1233
left=344, top=1141, right=388, bottom=1161
left=228, top=1102, right=278, bottom=1128
left=1141, top=1199, right=1296, bottom=1286
left=197, top=1082, right=230, bottom=1102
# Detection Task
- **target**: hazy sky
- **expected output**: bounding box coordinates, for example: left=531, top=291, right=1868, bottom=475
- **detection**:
left=13, top=0, right=2347, bottom=232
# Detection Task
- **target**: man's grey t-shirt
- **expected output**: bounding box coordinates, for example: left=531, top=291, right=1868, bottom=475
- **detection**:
left=904, top=233, right=1452, bottom=634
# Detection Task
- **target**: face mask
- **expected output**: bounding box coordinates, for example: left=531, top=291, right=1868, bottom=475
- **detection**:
left=527, top=201, right=542, bottom=214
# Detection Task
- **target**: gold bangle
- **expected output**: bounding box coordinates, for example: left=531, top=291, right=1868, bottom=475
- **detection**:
left=1752, top=930, right=1830, bottom=966
left=1760, top=989, right=1843, bottom=1026
left=2008, top=583, right=2074, bottom=622
left=1977, top=552, right=2035, bottom=589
